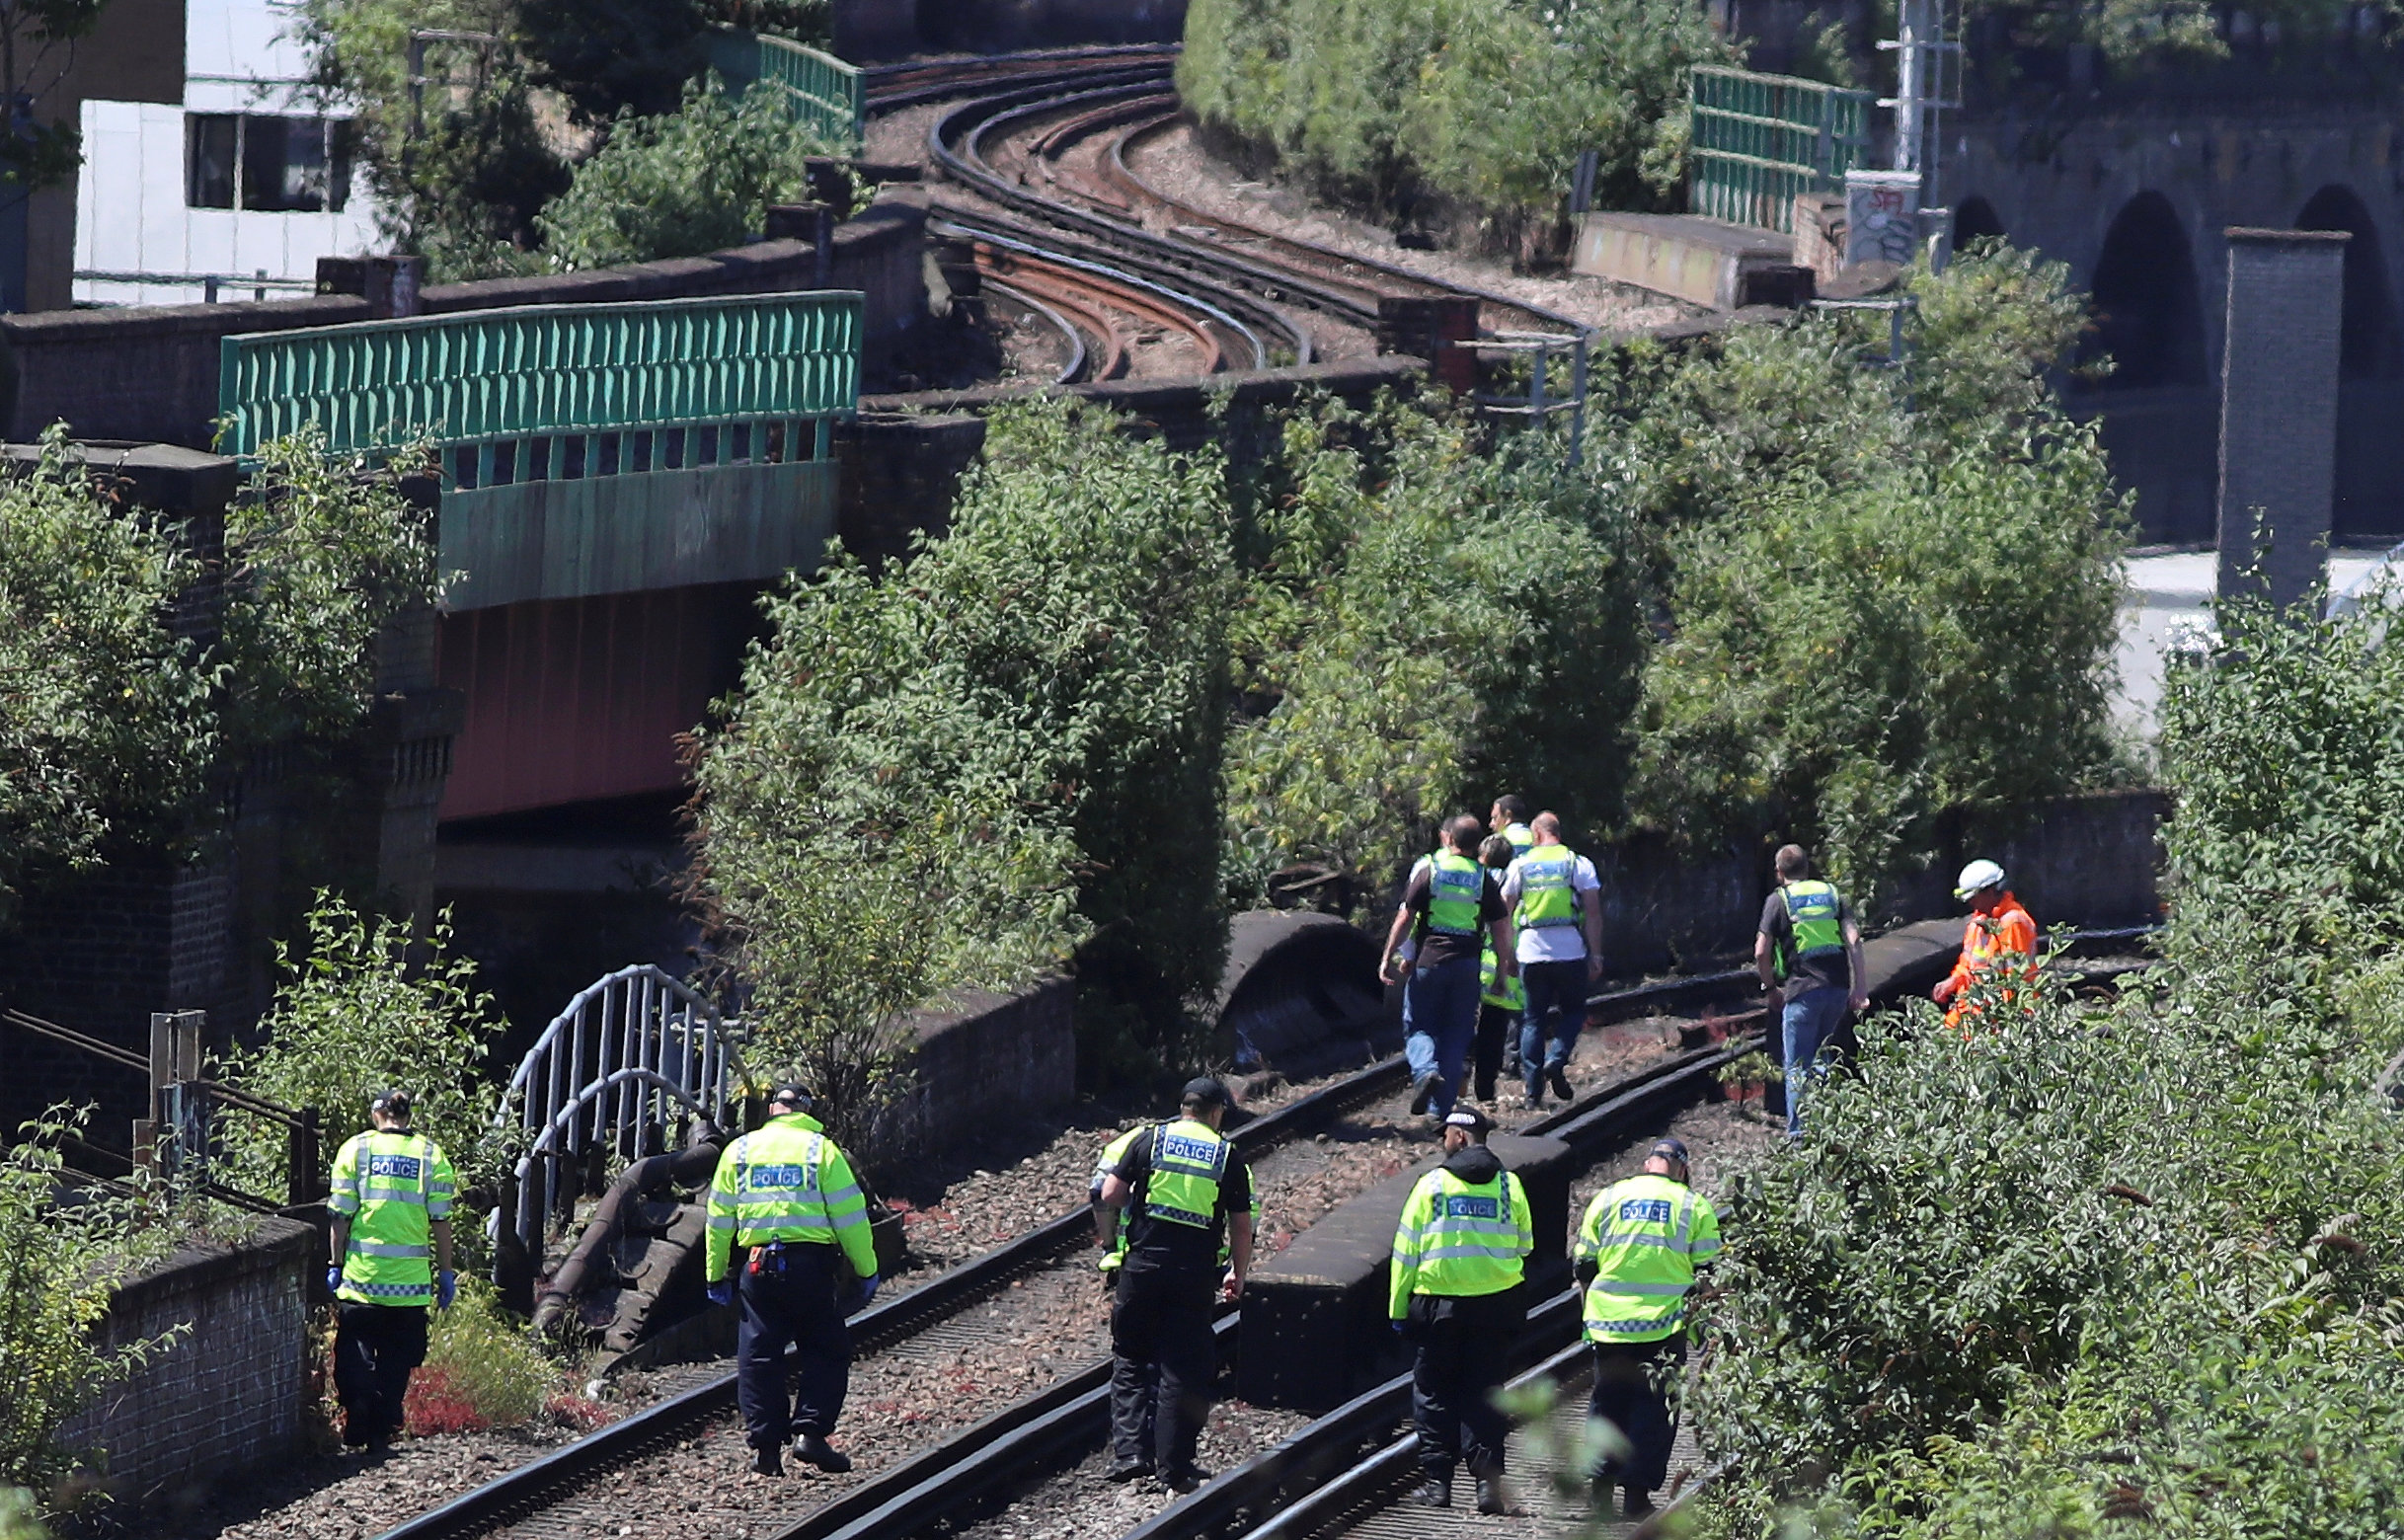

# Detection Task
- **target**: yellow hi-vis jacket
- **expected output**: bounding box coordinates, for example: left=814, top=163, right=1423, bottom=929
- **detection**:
left=1389, top=1158, right=1532, bottom=1319
left=705, top=1111, right=879, bottom=1283
left=329, top=1127, right=456, bottom=1305
left=1093, top=1123, right=1256, bottom=1273
left=1574, top=1172, right=1721, bottom=1343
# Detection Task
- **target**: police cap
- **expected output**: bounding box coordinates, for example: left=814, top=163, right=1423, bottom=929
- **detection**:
left=767, top=1082, right=815, bottom=1112
left=370, top=1088, right=412, bottom=1117
left=1181, top=1076, right=1234, bottom=1111
left=1648, top=1136, right=1690, bottom=1165
left=1442, top=1107, right=1492, bottom=1136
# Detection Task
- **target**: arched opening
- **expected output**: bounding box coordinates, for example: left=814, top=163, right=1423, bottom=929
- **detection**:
left=1953, top=195, right=2006, bottom=248
left=2081, top=192, right=2209, bottom=390
left=2295, top=184, right=2402, bottom=380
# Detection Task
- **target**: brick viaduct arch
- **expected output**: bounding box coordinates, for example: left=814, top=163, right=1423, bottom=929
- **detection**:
left=1946, top=107, right=2404, bottom=540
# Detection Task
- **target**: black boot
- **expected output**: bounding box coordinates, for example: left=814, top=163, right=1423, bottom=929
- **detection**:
left=751, top=1446, right=784, bottom=1476
left=793, top=1433, right=853, bottom=1473
left=1413, top=1478, right=1452, bottom=1507
left=1623, top=1486, right=1658, bottom=1517
left=1409, top=1073, right=1440, bottom=1116
left=1548, top=1065, right=1574, bottom=1102
left=1476, top=1476, right=1509, bottom=1515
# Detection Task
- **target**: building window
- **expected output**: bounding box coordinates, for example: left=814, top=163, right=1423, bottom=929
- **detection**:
left=186, top=114, right=354, bottom=212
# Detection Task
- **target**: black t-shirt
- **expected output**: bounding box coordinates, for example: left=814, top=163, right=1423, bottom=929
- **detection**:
left=1403, top=860, right=1510, bottom=969
left=1759, top=886, right=1855, bottom=1001
left=1111, top=1123, right=1254, bottom=1275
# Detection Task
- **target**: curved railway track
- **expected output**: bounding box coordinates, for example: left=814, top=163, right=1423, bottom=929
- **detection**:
left=735, top=1040, right=1760, bottom=1540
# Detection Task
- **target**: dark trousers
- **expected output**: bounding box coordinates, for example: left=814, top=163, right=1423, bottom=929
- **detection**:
left=1110, top=1263, right=1217, bottom=1474
left=1519, top=960, right=1590, bottom=1094
left=333, top=1301, right=428, bottom=1446
left=1588, top=1337, right=1685, bottom=1495
left=1472, top=1003, right=1514, bottom=1101
left=736, top=1243, right=851, bottom=1451
left=1409, top=1288, right=1523, bottom=1481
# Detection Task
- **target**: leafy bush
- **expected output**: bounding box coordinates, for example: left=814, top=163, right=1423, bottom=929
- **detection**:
left=404, top=1279, right=564, bottom=1434
left=539, top=77, right=841, bottom=270
left=0, top=1114, right=184, bottom=1495
left=1689, top=592, right=2404, bottom=1537
left=1179, top=0, right=1725, bottom=241
left=217, top=897, right=507, bottom=1195
left=1222, top=398, right=1645, bottom=899
left=0, top=430, right=215, bottom=920
left=692, top=397, right=1236, bottom=1098
left=1612, top=247, right=2129, bottom=899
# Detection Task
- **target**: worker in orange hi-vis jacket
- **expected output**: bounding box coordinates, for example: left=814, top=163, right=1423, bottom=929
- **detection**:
left=1932, top=860, right=2039, bottom=1030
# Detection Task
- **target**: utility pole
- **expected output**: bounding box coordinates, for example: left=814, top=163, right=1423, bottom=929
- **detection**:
left=1878, top=0, right=1958, bottom=201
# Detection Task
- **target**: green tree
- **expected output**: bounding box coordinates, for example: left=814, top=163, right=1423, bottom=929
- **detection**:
left=217, top=896, right=507, bottom=1195
left=0, top=1114, right=183, bottom=1496
left=1223, top=398, right=1646, bottom=900
left=692, top=397, right=1236, bottom=1092
left=537, top=77, right=841, bottom=270
left=0, top=431, right=216, bottom=921
left=1614, top=247, right=2128, bottom=899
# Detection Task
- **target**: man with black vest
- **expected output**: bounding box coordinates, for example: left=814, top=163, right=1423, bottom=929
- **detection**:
left=1095, top=1076, right=1257, bottom=1493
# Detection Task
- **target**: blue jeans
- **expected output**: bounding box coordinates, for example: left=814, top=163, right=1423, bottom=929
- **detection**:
left=1518, top=960, right=1590, bottom=1095
left=1780, top=985, right=1850, bottom=1138
left=1404, top=956, right=1483, bottom=1117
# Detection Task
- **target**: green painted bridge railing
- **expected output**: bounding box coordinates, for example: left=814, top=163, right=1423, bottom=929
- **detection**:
left=219, top=291, right=862, bottom=610
left=1687, top=65, right=1874, bottom=234
left=707, top=28, right=864, bottom=152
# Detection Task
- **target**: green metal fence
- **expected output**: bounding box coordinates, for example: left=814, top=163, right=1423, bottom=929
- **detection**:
left=1687, top=65, right=1875, bottom=234
left=217, top=291, right=863, bottom=482
left=706, top=29, right=863, bottom=152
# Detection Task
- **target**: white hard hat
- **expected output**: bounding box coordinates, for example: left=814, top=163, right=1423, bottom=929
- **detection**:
left=1954, top=859, right=2006, bottom=901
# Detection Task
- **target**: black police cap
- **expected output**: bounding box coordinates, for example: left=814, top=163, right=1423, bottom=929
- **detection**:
left=370, top=1088, right=413, bottom=1116
left=767, top=1083, right=815, bottom=1111
left=1649, top=1136, right=1690, bottom=1164
left=1181, top=1075, right=1234, bottom=1110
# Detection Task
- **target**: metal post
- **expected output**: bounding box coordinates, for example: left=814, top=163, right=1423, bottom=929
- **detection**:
left=1567, top=334, right=1590, bottom=470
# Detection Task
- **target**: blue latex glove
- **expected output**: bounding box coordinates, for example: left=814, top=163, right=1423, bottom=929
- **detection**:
left=325, top=1266, right=343, bottom=1296
left=708, top=1279, right=736, bottom=1307
left=436, top=1270, right=457, bottom=1310
left=1392, top=1319, right=1408, bottom=1337
left=857, top=1273, right=880, bottom=1307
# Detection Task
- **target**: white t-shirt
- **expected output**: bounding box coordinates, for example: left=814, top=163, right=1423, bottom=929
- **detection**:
left=1501, top=847, right=1602, bottom=963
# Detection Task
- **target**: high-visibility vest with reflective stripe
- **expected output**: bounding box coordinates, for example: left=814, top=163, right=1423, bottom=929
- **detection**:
left=1775, top=881, right=1845, bottom=977
left=1096, top=1123, right=1255, bottom=1272
left=1481, top=936, right=1525, bottom=1011
left=1574, top=1173, right=1721, bottom=1343
left=705, top=1112, right=880, bottom=1283
left=1503, top=822, right=1534, bottom=860
left=1390, top=1163, right=1532, bottom=1317
left=329, top=1128, right=456, bottom=1306
left=1424, top=851, right=1485, bottom=938
left=1138, top=1117, right=1233, bottom=1234
left=1514, top=843, right=1584, bottom=930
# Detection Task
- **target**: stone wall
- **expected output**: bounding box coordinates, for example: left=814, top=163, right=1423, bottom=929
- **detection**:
left=0, top=190, right=929, bottom=450
left=863, top=976, right=1077, bottom=1167
left=58, top=1215, right=316, bottom=1502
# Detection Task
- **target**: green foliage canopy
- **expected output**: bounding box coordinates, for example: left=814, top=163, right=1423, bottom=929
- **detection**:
left=1613, top=246, right=2129, bottom=898
left=1179, top=0, right=1726, bottom=236
left=538, top=77, right=840, bottom=270
left=692, top=398, right=1236, bottom=1100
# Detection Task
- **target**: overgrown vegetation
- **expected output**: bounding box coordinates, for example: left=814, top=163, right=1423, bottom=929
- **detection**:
left=690, top=398, right=1236, bottom=1107
left=1220, top=400, right=1645, bottom=901
left=1180, top=0, right=1725, bottom=246
left=539, top=78, right=840, bottom=270
left=217, top=897, right=506, bottom=1206
left=0, top=433, right=438, bottom=924
left=0, top=1115, right=183, bottom=1495
left=1608, top=245, right=2129, bottom=899
left=1689, top=591, right=2404, bottom=1536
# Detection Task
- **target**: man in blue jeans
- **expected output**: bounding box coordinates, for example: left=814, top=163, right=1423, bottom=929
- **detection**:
left=1381, top=814, right=1516, bottom=1120
left=1754, top=844, right=1869, bottom=1137
left=1500, top=811, right=1605, bottom=1108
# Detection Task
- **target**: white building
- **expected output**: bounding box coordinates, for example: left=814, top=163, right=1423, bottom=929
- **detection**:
left=73, top=0, right=384, bottom=306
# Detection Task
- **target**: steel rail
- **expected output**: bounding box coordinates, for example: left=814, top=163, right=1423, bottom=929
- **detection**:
left=369, top=1050, right=1410, bottom=1540
left=980, top=275, right=1091, bottom=384
left=863, top=45, right=1181, bottom=111
left=941, top=219, right=1260, bottom=370
left=753, top=1040, right=1753, bottom=1540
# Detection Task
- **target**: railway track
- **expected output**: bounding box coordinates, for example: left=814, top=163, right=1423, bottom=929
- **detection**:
left=735, top=1040, right=1760, bottom=1540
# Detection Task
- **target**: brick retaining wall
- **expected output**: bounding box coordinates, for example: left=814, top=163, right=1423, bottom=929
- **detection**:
left=58, top=1215, right=316, bottom=1502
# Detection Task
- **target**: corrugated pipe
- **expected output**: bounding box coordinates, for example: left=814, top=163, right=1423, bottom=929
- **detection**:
left=531, top=1123, right=724, bottom=1336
